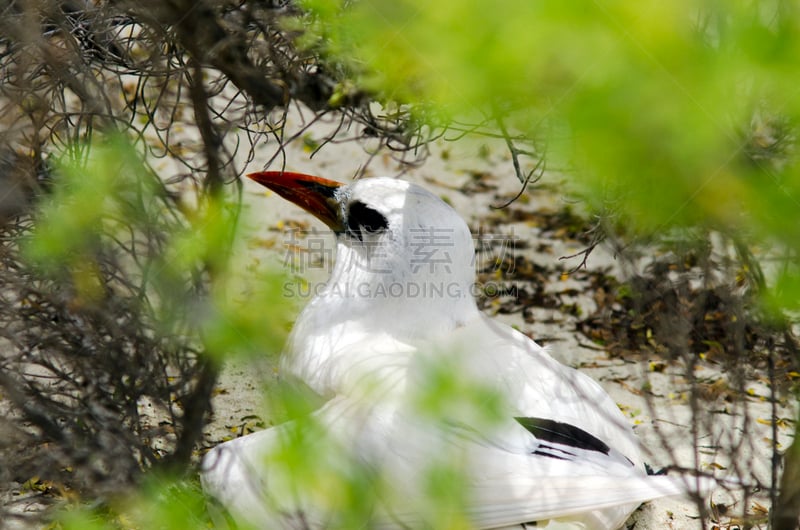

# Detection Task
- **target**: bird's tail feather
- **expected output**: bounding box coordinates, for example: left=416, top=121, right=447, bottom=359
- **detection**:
left=465, top=473, right=715, bottom=529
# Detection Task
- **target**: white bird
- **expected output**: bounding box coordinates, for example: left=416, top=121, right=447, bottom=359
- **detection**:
left=202, top=171, right=708, bottom=529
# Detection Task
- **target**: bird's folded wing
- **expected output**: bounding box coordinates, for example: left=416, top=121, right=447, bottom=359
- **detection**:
left=371, top=473, right=711, bottom=530
left=470, top=473, right=712, bottom=527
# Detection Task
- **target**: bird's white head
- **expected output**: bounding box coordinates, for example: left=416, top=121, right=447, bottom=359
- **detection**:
left=249, top=171, right=480, bottom=339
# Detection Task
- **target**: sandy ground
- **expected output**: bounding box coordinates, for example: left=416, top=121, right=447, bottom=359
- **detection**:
left=1, top=107, right=793, bottom=529
left=201, top=108, right=796, bottom=529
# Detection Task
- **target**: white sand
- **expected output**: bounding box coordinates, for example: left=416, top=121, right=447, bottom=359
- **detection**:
left=1, top=107, right=790, bottom=529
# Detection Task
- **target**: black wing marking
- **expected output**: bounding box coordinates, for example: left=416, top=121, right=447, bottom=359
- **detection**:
left=514, top=417, right=611, bottom=455
left=532, top=448, right=569, bottom=461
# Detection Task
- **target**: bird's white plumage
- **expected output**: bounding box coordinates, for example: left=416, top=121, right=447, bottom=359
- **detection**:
left=202, top=176, right=705, bottom=529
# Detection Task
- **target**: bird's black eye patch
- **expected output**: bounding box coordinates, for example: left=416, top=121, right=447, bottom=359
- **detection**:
left=346, top=201, right=388, bottom=240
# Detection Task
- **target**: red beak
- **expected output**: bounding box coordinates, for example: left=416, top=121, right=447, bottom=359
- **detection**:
left=247, top=171, right=345, bottom=232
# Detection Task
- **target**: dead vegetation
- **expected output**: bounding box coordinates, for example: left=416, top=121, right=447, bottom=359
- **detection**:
left=0, top=1, right=798, bottom=528
left=474, top=196, right=799, bottom=528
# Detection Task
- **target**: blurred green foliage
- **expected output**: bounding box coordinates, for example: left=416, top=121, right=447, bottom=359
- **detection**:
left=25, top=136, right=292, bottom=361
left=52, top=475, right=211, bottom=530
left=269, top=414, right=387, bottom=528
left=252, top=351, right=507, bottom=529
left=411, top=353, right=506, bottom=428
left=31, top=133, right=498, bottom=530
left=29, top=2, right=800, bottom=527
left=300, top=0, right=800, bottom=312
left=20, top=136, right=292, bottom=527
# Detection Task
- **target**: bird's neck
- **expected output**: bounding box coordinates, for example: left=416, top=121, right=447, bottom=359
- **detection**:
left=319, top=242, right=479, bottom=336
left=282, top=239, right=481, bottom=396
left=285, top=270, right=480, bottom=397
